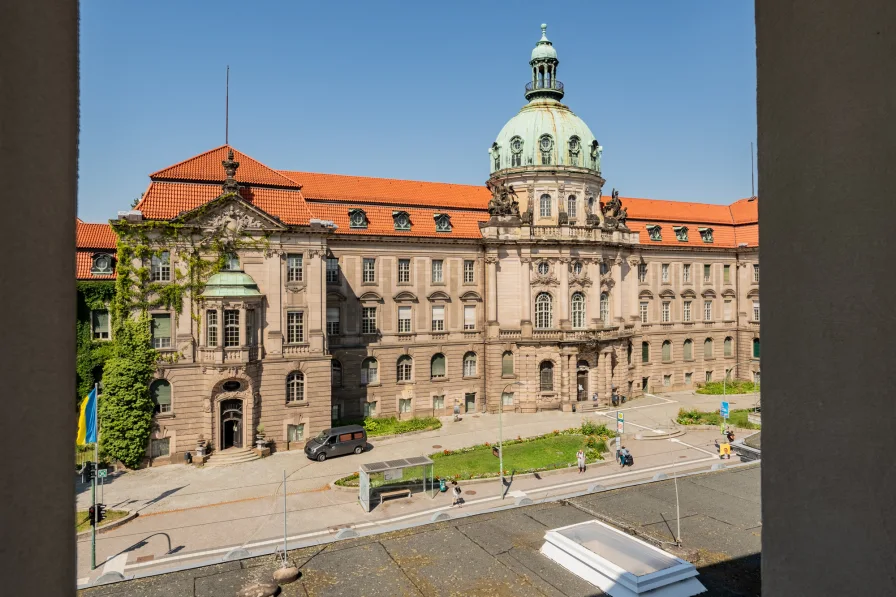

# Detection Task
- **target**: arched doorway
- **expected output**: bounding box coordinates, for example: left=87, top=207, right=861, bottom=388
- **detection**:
left=576, top=359, right=590, bottom=401
left=220, top=399, right=243, bottom=449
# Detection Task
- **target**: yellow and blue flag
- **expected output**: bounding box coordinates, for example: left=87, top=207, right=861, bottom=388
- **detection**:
left=76, top=387, right=98, bottom=445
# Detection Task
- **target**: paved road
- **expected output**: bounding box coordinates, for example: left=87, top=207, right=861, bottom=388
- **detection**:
left=76, top=390, right=759, bottom=583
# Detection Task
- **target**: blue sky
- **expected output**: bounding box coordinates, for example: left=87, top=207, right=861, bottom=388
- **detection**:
left=78, top=1, right=756, bottom=222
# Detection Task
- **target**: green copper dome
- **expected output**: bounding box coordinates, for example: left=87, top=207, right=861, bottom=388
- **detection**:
left=202, top=271, right=262, bottom=297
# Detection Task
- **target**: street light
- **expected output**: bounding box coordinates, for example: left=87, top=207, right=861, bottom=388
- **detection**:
left=499, top=381, right=523, bottom=499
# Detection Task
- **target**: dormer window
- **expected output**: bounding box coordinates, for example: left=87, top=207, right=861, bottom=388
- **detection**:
left=393, top=211, right=411, bottom=231
left=673, top=226, right=689, bottom=242
left=510, top=136, right=523, bottom=167
left=349, top=209, right=368, bottom=229
left=646, top=225, right=662, bottom=241
left=539, top=134, right=553, bottom=165
left=91, top=253, right=114, bottom=276
left=223, top=253, right=240, bottom=270
left=568, top=136, right=581, bottom=166
left=491, top=143, right=501, bottom=171
left=699, top=227, right=714, bottom=243
left=434, top=213, right=452, bottom=232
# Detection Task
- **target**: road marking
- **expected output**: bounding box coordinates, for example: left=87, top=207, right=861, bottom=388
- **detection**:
left=598, top=412, right=664, bottom=434
left=101, top=552, right=128, bottom=576
left=670, top=437, right=718, bottom=457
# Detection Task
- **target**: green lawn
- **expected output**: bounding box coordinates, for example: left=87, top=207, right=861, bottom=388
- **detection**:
left=75, top=509, right=130, bottom=533
left=677, top=408, right=761, bottom=429
left=696, top=380, right=760, bottom=395
left=334, top=416, right=442, bottom=437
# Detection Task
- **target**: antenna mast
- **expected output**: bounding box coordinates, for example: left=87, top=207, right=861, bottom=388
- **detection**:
left=751, top=141, right=755, bottom=197
left=225, top=66, right=230, bottom=145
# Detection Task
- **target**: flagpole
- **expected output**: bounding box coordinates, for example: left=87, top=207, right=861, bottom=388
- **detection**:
left=91, top=383, right=98, bottom=570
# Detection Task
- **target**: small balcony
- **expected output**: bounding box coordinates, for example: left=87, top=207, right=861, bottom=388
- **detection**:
left=525, top=79, right=564, bottom=100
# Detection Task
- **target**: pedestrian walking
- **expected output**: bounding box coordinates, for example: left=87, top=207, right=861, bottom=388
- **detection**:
left=576, top=449, right=586, bottom=473
left=451, top=481, right=463, bottom=507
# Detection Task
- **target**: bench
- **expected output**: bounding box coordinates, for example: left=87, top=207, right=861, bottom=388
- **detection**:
left=379, top=489, right=411, bottom=505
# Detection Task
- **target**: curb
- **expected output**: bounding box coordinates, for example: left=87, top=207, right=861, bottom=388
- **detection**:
left=76, top=510, right=138, bottom=539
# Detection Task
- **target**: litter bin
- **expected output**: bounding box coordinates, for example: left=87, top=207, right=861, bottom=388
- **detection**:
left=439, top=478, right=447, bottom=492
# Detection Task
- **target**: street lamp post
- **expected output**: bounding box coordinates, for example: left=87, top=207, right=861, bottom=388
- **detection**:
left=499, top=381, right=523, bottom=499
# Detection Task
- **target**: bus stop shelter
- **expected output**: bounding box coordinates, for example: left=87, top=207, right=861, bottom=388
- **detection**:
left=358, top=456, right=436, bottom=513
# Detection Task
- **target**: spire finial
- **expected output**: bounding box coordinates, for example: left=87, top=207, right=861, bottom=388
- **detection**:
left=222, top=149, right=240, bottom=194
left=540, top=23, right=548, bottom=40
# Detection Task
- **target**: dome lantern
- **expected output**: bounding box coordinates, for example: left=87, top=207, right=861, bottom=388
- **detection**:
left=526, top=24, right=563, bottom=102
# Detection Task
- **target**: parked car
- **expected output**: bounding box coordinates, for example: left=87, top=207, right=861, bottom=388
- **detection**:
left=304, top=425, right=367, bottom=462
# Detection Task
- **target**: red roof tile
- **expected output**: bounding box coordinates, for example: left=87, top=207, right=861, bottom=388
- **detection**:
left=309, top=202, right=485, bottom=239
left=728, top=197, right=759, bottom=224
left=152, top=145, right=302, bottom=189
left=626, top=220, right=739, bottom=248
left=279, top=170, right=491, bottom=210
left=77, top=250, right=115, bottom=280
left=614, top=196, right=744, bottom=225
left=76, top=221, right=117, bottom=249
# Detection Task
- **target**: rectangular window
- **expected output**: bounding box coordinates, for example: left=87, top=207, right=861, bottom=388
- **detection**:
left=642, top=342, right=649, bottom=363
left=433, top=395, right=445, bottom=410
left=150, top=438, right=170, bottom=458
left=363, top=401, right=377, bottom=417
left=91, top=310, right=110, bottom=340
left=362, top=307, right=377, bottom=334
left=723, top=264, right=731, bottom=283
left=464, top=305, right=476, bottom=330
left=287, top=424, right=305, bottom=442
left=287, top=254, right=303, bottom=282
left=362, top=258, right=376, bottom=283
left=753, top=264, right=760, bottom=282
left=724, top=299, right=733, bottom=320
left=151, top=314, right=172, bottom=349
left=326, top=307, right=340, bottom=336
left=287, top=311, right=304, bottom=343
left=683, top=301, right=692, bottom=322
left=685, top=372, right=692, bottom=385
left=399, top=398, right=412, bottom=414
left=431, top=259, right=443, bottom=283
left=753, top=301, right=760, bottom=322
left=703, top=264, right=711, bottom=282
left=683, top=263, right=691, bottom=283
left=502, top=392, right=514, bottom=406
left=224, top=310, right=240, bottom=347
left=206, top=310, right=218, bottom=347
left=431, top=305, right=445, bottom=331
left=150, top=251, right=171, bottom=282
left=662, top=301, right=670, bottom=323
left=663, top=374, right=671, bottom=387
left=246, top=310, right=255, bottom=346
left=640, top=301, right=649, bottom=323
left=398, top=306, right=412, bottom=333
left=567, top=196, right=576, bottom=219
left=661, top=263, right=670, bottom=283
left=398, top=259, right=411, bottom=283
left=326, top=257, right=339, bottom=283
left=638, top=264, right=648, bottom=282
left=704, top=300, right=713, bottom=321
left=463, top=260, right=475, bottom=283
left=706, top=371, right=713, bottom=382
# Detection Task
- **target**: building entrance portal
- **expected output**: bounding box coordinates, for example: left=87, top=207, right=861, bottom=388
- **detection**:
left=220, top=399, right=243, bottom=450
left=576, top=360, right=590, bottom=401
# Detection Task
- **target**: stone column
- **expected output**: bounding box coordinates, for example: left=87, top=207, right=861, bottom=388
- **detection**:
left=590, top=258, right=602, bottom=326
left=486, top=256, right=498, bottom=323
left=558, top=256, right=570, bottom=328
left=520, top=255, right=532, bottom=336
left=560, top=352, right=569, bottom=405
left=612, top=256, right=624, bottom=324
left=239, top=305, right=246, bottom=347
left=604, top=348, right=613, bottom=405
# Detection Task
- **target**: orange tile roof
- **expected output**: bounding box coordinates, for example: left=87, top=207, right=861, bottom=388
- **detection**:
left=614, top=196, right=746, bottom=225
left=728, top=197, right=759, bottom=224
left=279, top=170, right=491, bottom=210
left=151, top=145, right=302, bottom=189
left=77, top=250, right=115, bottom=280
left=76, top=220, right=117, bottom=249
left=626, top=220, right=740, bottom=248
left=309, top=202, right=485, bottom=239
left=733, top=223, right=759, bottom=247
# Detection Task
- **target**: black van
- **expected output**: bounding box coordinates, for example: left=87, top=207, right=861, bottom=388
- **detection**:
left=304, top=425, right=367, bottom=462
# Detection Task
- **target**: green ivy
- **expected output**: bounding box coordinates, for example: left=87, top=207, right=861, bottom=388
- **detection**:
left=75, top=281, right=116, bottom=405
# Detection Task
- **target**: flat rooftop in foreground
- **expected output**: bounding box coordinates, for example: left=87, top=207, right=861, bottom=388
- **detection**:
left=79, top=464, right=761, bottom=597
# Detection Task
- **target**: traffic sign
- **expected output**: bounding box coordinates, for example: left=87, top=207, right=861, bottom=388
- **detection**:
left=616, top=411, right=624, bottom=435
left=720, top=401, right=730, bottom=419
left=97, top=468, right=108, bottom=479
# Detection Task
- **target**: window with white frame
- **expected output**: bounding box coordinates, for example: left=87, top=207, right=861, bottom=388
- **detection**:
left=703, top=264, right=711, bottom=282
left=287, top=254, right=303, bottom=282
left=431, top=305, right=445, bottom=332
left=724, top=264, right=731, bottom=283
left=206, top=310, right=218, bottom=347
left=705, top=370, right=713, bottom=382
left=753, top=263, right=760, bottom=282
left=151, top=314, right=172, bottom=349
left=463, top=352, right=477, bottom=377
left=463, top=260, right=474, bottom=283
left=704, top=300, right=713, bottom=321
left=326, top=257, right=339, bottom=283
left=502, top=392, right=514, bottom=406
left=91, top=310, right=110, bottom=340
left=432, top=395, right=445, bottom=410
left=326, top=307, right=340, bottom=335
left=540, top=194, right=552, bottom=217
left=362, top=258, right=376, bottom=283
left=640, top=301, right=649, bottom=323
left=287, top=424, right=305, bottom=442
left=398, top=259, right=411, bottom=283
left=397, top=356, right=413, bottom=382
left=363, top=401, right=377, bottom=417
left=724, top=299, right=733, bottom=320
left=150, top=380, right=171, bottom=414
left=683, top=263, right=691, bottom=282
left=286, top=372, right=304, bottom=402
left=662, top=301, right=671, bottom=323
left=567, top=195, right=577, bottom=219
left=661, top=264, right=670, bottom=282
left=150, top=251, right=171, bottom=282
left=753, top=301, right=760, bottom=322
left=223, top=253, right=240, bottom=271
left=399, top=398, right=412, bottom=414
left=638, top=263, right=648, bottom=282
left=224, top=310, right=240, bottom=347
left=683, top=300, right=692, bottom=322
left=464, top=305, right=476, bottom=330
left=362, top=307, right=377, bottom=334
left=398, top=306, right=412, bottom=333
left=331, top=360, right=342, bottom=386
left=539, top=361, right=554, bottom=391
left=431, top=259, right=443, bottom=283
left=535, top=292, right=553, bottom=329
left=361, top=357, right=378, bottom=385
left=571, top=292, right=586, bottom=328
left=600, top=292, right=610, bottom=322
left=287, top=311, right=304, bottom=343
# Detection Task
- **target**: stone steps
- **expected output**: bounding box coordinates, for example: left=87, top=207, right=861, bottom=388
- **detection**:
left=204, top=448, right=261, bottom=468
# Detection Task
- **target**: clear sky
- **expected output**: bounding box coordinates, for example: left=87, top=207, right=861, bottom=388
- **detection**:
left=78, top=1, right=757, bottom=222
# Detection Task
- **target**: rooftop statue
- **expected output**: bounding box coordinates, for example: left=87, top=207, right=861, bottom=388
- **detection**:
left=486, top=179, right=521, bottom=217
left=602, top=188, right=629, bottom=229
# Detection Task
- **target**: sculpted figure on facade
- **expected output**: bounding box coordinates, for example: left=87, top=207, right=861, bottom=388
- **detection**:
left=485, top=179, right=521, bottom=217
left=601, top=188, right=629, bottom=230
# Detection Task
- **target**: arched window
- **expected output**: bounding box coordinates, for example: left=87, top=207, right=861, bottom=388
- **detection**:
left=683, top=339, right=693, bottom=361
left=502, top=351, right=514, bottom=376
left=286, top=372, right=304, bottom=403
left=662, top=340, right=672, bottom=362
left=724, top=336, right=733, bottom=357
left=150, top=380, right=171, bottom=414
left=331, top=360, right=342, bottom=387
left=540, top=194, right=552, bottom=218
left=600, top=292, right=610, bottom=322
left=430, top=354, right=445, bottom=379
left=397, top=355, right=414, bottom=382
left=567, top=195, right=577, bottom=219
left=642, top=341, right=650, bottom=363
left=704, top=338, right=714, bottom=358
left=539, top=361, right=554, bottom=391
left=571, top=292, right=586, bottom=328
left=535, top=292, right=553, bottom=329
left=540, top=134, right=553, bottom=165
left=568, top=136, right=581, bottom=166
left=361, top=357, right=378, bottom=385
left=463, top=352, right=477, bottom=377
left=753, top=338, right=761, bottom=359
left=627, top=341, right=633, bottom=364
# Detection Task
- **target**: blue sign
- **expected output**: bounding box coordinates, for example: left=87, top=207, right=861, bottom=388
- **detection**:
left=720, top=401, right=730, bottom=419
